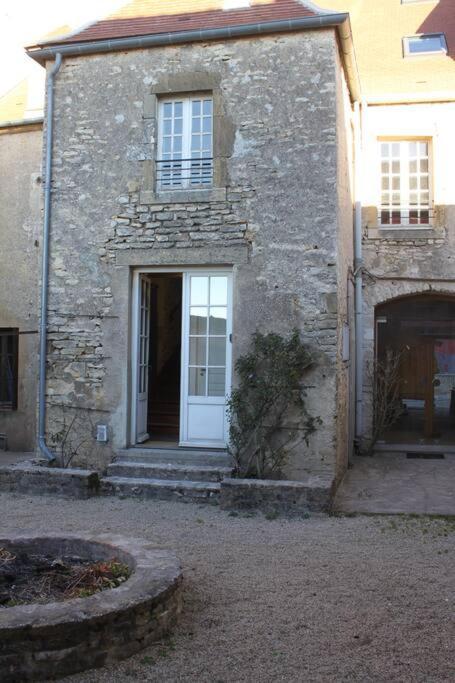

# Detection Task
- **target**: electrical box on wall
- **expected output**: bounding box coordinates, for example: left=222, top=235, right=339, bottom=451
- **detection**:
left=96, top=424, right=108, bottom=443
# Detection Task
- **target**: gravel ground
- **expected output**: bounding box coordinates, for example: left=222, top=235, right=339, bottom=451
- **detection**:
left=1, top=493, right=454, bottom=683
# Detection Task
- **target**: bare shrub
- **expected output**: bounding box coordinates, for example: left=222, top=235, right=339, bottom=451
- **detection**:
left=362, top=347, right=407, bottom=456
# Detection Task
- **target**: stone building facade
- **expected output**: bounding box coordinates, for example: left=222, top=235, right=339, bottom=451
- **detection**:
left=3, top=0, right=454, bottom=490
left=27, top=19, right=356, bottom=484
left=0, top=121, right=42, bottom=451
left=360, top=101, right=455, bottom=443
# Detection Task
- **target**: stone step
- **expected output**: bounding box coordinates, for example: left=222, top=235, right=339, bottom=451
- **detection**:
left=100, top=476, right=220, bottom=504
left=116, top=448, right=232, bottom=467
left=108, top=461, right=233, bottom=482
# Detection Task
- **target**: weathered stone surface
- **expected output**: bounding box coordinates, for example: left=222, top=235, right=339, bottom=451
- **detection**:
left=100, top=476, right=220, bottom=504
left=42, top=29, right=354, bottom=482
left=0, top=534, right=182, bottom=682
left=0, top=465, right=100, bottom=499
left=220, top=477, right=332, bottom=516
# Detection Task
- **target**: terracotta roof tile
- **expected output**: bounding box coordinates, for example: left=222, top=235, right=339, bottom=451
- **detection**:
left=32, top=0, right=323, bottom=47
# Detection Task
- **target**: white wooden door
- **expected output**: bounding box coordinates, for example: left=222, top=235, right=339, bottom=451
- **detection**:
left=136, top=275, right=152, bottom=443
left=180, top=273, right=232, bottom=447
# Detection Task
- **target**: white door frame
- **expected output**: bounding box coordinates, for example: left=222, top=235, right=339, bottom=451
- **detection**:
left=130, top=266, right=233, bottom=447
left=180, top=270, right=233, bottom=448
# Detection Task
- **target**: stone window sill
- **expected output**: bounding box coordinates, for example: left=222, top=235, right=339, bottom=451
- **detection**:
left=140, top=187, right=227, bottom=205
left=366, top=226, right=445, bottom=241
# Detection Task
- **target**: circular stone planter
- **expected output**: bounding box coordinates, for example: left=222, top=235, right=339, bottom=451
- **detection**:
left=0, top=534, right=182, bottom=682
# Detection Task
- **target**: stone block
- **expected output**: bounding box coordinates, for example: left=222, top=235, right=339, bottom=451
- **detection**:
left=220, top=477, right=333, bottom=516
left=0, top=465, right=100, bottom=499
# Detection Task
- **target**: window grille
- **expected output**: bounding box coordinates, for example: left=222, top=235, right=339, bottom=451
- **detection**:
left=379, top=140, right=432, bottom=227
left=157, top=96, right=213, bottom=190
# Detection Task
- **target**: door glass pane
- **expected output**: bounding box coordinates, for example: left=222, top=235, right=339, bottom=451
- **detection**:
left=189, top=367, right=206, bottom=396
left=210, top=277, right=228, bottom=305
left=190, top=307, right=207, bottom=335
left=208, top=368, right=225, bottom=397
left=209, top=307, right=227, bottom=335
left=190, top=337, right=206, bottom=365
left=208, top=337, right=226, bottom=366
left=191, top=277, right=208, bottom=306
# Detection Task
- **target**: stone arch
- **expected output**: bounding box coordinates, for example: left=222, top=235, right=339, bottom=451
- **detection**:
left=360, top=282, right=455, bottom=442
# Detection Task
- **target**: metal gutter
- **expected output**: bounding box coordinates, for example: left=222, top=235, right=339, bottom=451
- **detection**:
left=354, top=199, right=363, bottom=444
left=38, top=53, right=62, bottom=463
left=26, top=13, right=360, bottom=101
left=336, top=14, right=361, bottom=102
left=353, top=102, right=364, bottom=447
left=0, top=117, right=43, bottom=130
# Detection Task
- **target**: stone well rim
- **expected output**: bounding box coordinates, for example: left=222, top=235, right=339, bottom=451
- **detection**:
left=0, top=532, right=181, bottom=631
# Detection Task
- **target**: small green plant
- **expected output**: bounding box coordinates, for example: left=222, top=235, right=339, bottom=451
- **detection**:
left=227, top=330, right=321, bottom=479
left=265, top=510, right=280, bottom=521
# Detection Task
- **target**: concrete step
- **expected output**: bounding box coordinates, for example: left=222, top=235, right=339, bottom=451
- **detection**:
left=108, top=461, right=233, bottom=482
left=100, top=476, right=220, bottom=504
left=116, top=448, right=232, bottom=467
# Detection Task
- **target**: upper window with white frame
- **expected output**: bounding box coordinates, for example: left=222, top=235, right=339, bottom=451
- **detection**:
left=403, top=33, right=447, bottom=56
left=379, top=140, right=432, bottom=227
left=156, top=95, right=213, bottom=190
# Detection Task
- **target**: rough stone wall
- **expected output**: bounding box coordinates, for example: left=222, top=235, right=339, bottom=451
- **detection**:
left=360, top=102, right=455, bottom=438
left=45, top=30, right=348, bottom=481
left=333, top=48, right=355, bottom=484
left=0, top=126, right=42, bottom=451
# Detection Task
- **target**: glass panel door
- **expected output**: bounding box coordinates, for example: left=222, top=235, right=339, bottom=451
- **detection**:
left=181, top=272, right=232, bottom=446
left=136, top=275, right=152, bottom=443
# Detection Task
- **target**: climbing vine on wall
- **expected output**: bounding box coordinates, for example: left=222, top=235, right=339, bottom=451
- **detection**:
left=227, top=330, right=321, bottom=479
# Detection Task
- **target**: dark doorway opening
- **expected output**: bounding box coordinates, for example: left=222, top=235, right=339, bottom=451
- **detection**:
left=147, top=274, right=182, bottom=441
left=376, top=294, right=455, bottom=446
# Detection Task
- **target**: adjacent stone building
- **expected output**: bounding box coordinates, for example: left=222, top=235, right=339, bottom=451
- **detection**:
left=0, top=112, right=43, bottom=451
left=324, top=0, right=455, bottom=449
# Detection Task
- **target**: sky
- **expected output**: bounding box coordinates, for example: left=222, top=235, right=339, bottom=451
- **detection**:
left=0, top=0, right=123, bottom=97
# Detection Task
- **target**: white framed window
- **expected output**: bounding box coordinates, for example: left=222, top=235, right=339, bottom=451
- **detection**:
left=403, top=33, right=447, bottom=56
left=157, top=95, right=213, bottom=190
left=379, top=140, right=432, bottom=227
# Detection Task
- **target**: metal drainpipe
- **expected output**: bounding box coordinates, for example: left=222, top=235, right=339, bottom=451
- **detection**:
left=353, top=101, right=364, bottom=446
left=38, top=53, right=62, bottom=462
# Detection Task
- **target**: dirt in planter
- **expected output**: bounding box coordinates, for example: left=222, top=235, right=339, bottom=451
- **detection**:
left=0, top=547, right=130, bottom=607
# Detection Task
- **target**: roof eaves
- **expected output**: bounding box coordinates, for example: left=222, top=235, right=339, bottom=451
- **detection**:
left=25, top=12, right=361, bottom=100
left=0, top=117, right=44, bottom=131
